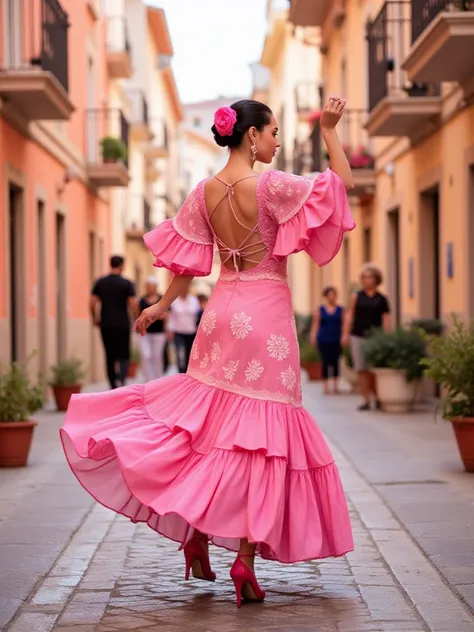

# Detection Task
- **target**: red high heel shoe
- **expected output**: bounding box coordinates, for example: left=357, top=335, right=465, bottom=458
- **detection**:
left=183, top=535, right=216, bottom=582
left=230, top=554, right=265, bottom=608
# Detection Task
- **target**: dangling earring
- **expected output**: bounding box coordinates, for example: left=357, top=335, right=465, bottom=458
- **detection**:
left=250, top=141, right=258, bottom=161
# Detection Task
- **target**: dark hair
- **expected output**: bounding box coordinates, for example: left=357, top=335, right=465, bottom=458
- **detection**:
left=110, top=255, right=125, bottom=269
left=323, top=286, right=337, bottom=298
left=212, top=99, right=273, bottom=149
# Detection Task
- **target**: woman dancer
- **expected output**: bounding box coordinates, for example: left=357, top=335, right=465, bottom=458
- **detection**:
left=61, top=97, right=355, bottom=607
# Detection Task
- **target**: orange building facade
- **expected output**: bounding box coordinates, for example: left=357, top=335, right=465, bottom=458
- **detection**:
left=0, top=0, right=115, bottom=381
left=289, top=0, right=474, bottom=327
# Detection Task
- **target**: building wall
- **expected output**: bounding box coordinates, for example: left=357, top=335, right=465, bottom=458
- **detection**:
left=0, top=0, right=111, bottom=383
left=316, top=0, right=474, bottom=329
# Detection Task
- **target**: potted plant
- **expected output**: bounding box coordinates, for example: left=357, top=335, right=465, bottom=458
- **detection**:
left=411, top=318, right=444, bottom=337
left=363, top=328, right=426, bottom=412
left=421, top=318, right=474, bottom=472
left=100, top=136, right=128, bottom=163
left=127, top=346, right=141, bottom=378
left=0, top=361, right=44, bottom=467
left=50, top=358, right=85, bottom=412
left=299, top=338, right=322, bottom=381
left=349, top=145, right=375, bottom=170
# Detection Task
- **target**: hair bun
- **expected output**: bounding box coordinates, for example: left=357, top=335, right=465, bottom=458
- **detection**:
left=212, top=124, right=232, bottom=148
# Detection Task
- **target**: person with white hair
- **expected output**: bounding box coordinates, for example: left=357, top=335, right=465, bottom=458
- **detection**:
left=137, top=276, right=167, bottom=382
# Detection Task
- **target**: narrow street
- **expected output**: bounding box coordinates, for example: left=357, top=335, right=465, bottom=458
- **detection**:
left=1, top=380, right=473, bottom=632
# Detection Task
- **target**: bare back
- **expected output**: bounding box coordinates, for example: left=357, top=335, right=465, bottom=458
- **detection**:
left=204, top=174, right=267, bottom=273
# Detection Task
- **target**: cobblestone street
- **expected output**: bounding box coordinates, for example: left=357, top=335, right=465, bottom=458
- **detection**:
left=1, top=381, right=474, bottom=632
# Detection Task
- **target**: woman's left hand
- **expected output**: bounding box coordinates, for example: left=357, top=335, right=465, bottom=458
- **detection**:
left=320, top=95, right=346, bottom=130
left=133, top=303, right=167, bottom=336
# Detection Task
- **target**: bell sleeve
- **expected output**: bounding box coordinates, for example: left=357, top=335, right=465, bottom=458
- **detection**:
left=143, top=183, right=214, bottom=277
left=267, top=169, right=356, bottom=266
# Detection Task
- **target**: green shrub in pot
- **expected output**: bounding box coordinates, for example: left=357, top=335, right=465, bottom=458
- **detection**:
left=421, top=317, right=474, bottom=472
left=0, top=359, right=44, bottom=467
left=363, top=328, right=426, bottom=382
left=411, top=318, right=444, bottom=337
left=100, top=136, right=128, bottom=163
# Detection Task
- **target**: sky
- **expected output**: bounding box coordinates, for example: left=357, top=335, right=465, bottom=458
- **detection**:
left=148, top=0, right=268, bottom=103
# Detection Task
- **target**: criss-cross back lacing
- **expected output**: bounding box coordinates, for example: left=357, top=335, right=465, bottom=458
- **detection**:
left=208, top=175, right=266, bottom=274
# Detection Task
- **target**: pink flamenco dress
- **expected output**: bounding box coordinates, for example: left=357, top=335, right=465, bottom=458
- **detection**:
left=60, top=168, right=356, bottom=564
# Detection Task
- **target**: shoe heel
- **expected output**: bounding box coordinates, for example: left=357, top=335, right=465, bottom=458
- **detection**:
left=231, top=575, right=244, bottom=608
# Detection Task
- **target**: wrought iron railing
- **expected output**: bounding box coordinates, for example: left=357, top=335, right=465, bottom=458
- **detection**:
left=144, top=199, right=152, bottom=232
left=0, top=0, right=69, bottom=92
left=309, top=125, right=322, bottom=173
left=411, top=0, right=474, bottom=43
left=338, top=109, right=374, bottom=169
left=128, top=89, right=149, bottom=126
left=150, top=119, right=169, bottom=149
left=367, top=1, right=440, bottom=112
left=295, top=82, right=321, bottom=115
left=106, top=16, right=131, bottom=55
left=86, top=108, right=130, bottom=167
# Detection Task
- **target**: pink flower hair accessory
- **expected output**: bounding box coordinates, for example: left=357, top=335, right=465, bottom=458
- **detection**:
left=214, top=106, right=237, bottom=136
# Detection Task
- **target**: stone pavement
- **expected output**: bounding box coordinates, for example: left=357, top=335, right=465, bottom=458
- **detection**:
left=1, top=380, right=473, bottom=632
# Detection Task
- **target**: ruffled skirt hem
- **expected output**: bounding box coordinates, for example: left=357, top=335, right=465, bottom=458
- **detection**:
left=60, top=374, right=354, bottom=563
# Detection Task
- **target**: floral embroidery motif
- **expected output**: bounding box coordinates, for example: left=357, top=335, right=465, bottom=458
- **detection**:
left=191, top=343, right=199, bottom=361
left=172, top=182, right=213, bottom=246
left=230, top=312, right=253, bottom=339
left=267, top=334, right=290, bottom=361
left=210, top=342, right=221, bottom=362
left=245, top=359, right=264, bottom=382
left=280, top=366, right=297, bottom=391
left=201, top=310, right=217, bottom=336
left=200, top=353, right=209, bottom=369
left=223, top=360, right=239, bottom=381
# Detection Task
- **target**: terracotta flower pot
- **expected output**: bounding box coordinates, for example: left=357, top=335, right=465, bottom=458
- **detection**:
left=127, top=361, right=139, bottom=378
left=301, top=361, right=322, bottom=381
left=450, top=417, right=474, bottom=473
left=52, top=384, right=82, bottom=412
left=0, top=420, right=38, bottom=467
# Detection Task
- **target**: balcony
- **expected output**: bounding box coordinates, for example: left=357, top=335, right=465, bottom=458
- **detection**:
left=86, top=109, right=130, bottom=188
left=0, top=0, right=74, bottom=121
left=145, top=121, right=169, bottom=160
left=288, top=0, right=331, bottom=27
left=366, top=1, right=442, bottom=138
left=106, top=17, right=132, bottom=79
left=403, top=0, right=474, bottom=84
left=127, top=89, right=151, bottom=141
left=339, top=109, right=375, bottom=198
left=295, top=82, right=321, bottom=120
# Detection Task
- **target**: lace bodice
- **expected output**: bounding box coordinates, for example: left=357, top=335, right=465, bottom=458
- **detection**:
left=144, top=168, right=355, bottom=280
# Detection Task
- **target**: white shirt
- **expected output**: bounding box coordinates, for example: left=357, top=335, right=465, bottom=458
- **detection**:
left=168, top=295, right=200, bottom=334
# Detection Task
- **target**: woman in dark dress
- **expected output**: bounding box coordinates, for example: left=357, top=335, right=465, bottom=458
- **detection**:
left=310, top=286, right=343, bottom=394
left=342, top=264, right=391, bottom=410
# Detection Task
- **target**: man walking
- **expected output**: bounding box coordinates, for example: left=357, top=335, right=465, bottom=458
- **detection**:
left=90, top=256, right=138, bottom=389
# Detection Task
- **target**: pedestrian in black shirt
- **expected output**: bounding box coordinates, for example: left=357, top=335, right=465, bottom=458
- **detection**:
left=342, top=264, right=391, bottom=410
left=90, top=256, right=138, bottom=389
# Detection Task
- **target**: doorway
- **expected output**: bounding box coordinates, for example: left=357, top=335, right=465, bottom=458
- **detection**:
left=419, top=187, right=441, bottom=321
left=387, top=209, right=401, bottom=327
left=468, top=166, right=474, bottom=318
left=8, top=183, right=25, bottom=363
left=56, top=213, right=66, bottom=362
left=37, top=201, right=48, bottom=379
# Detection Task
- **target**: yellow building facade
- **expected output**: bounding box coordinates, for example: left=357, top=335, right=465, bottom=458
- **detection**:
left=289, top=0, right=474, bottom=326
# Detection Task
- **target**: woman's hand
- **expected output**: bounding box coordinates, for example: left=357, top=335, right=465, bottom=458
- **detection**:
left=320, top=94, right=346, bottom=130
left=133, top=302, right=167, bottom=336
